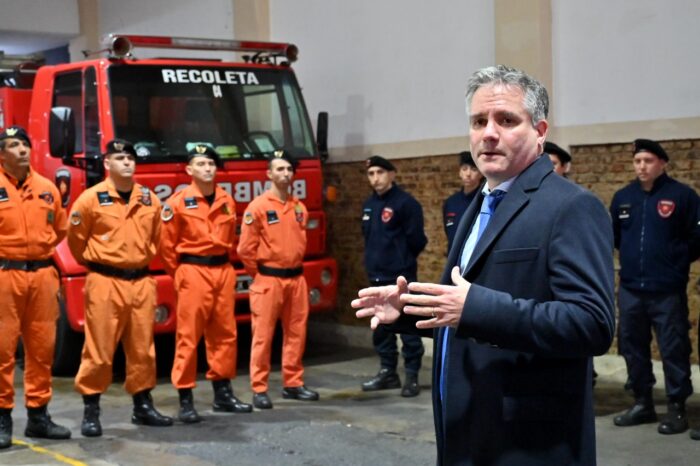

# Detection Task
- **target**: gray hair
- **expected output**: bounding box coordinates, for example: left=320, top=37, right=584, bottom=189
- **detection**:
left=465, top=65, right=549, bottom=126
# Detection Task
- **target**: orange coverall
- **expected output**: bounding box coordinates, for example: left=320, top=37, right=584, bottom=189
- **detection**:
left=67, top=179, right=161, bottom=395
left=237, top=190, right=309, bottom=393
left=0, top=168, right=66, bottom=409
left=160, top=183, right=239, bottom=389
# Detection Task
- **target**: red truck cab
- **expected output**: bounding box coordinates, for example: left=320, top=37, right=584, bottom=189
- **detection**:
left=0, top=35, right=337, bottom=374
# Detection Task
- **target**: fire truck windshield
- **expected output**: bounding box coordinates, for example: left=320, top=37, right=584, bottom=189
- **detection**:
left=108, top=64, right=317, bottom=162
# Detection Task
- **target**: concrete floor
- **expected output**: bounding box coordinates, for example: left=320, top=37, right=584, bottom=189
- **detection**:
left=3, top=331, right=700, bottom=465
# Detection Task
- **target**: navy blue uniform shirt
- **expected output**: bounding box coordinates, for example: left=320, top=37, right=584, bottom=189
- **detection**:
left=362, top=184, right=427, bottom=282
left=442, top=188, right=479, bottom=253
left=611, top=173, right=700, bottom=292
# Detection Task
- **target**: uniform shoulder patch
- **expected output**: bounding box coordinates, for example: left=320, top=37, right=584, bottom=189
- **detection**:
left=140, top=187, right=152, bottom=206
left=244, top=211, right=254, bottom=225
left=161, top=203, right=174, bottom=222
left=70, top=211, right=81, bottom=226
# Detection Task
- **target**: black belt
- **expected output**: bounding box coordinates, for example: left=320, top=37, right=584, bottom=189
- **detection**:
left=87, top=261, right=149, bottom=280
left=258, top=264, right=303, bottom=278
left=179, top=253, right=229, bottom=266
left=0, top=258, right=53, bottom=272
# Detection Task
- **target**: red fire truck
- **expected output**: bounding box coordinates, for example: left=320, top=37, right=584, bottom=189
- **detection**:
left=0, top=35, right=338, bottom=374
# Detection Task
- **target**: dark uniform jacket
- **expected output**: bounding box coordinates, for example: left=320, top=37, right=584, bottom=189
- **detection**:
left=361, top=184, right=427, bottom=282
left=443, top=189, right=479, bottom=253
left=610, top=173, right=700, bottom=293
left=394, top=156, right=615, bottom=465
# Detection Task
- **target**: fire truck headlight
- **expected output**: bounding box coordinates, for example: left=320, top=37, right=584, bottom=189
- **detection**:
left=307, top=219, right=319, bottom=230
left=309, top=288, right=321, bottom=305
left=154, top=305, right=170, bottom=324
left=320, top=268, right=333, bottom=286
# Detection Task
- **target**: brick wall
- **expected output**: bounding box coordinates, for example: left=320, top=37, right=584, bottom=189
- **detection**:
left=322, top=138, right=700, bottom=361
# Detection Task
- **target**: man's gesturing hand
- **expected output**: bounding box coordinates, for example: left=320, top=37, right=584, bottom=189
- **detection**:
left=401, top=267, right=470, bottom=329
left=352, top=276, right=408, bottom=330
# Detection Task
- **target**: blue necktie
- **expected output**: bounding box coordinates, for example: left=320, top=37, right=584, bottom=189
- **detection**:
left=440, top=189, right=506, bottom=403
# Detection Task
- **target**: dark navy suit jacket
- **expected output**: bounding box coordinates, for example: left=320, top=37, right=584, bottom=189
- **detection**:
left=394, top=155, right=615, bottom=465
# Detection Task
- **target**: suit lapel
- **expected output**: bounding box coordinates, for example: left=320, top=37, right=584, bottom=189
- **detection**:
left=463, top=155, right=553, bottom=276
left=441, top=191, right=482, bottom=284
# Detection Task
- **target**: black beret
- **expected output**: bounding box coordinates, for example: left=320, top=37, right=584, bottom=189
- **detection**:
left=0, top=126, right=31, bottom=148
left=104, top=139, right=136, bottom=158
left=459, top=151, right=476, bottom=167
left=188, top=143, right=221, bottom=166
left=544, top=141, right=571, bottom=164
left=271, top=149, right=298, bottom=171
left=633, top=138, right=668, bottom=161
left=365, top=155, right=396, bottom=172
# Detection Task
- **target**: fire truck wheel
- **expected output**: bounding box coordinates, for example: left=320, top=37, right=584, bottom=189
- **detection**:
left=52, top=296, right=84, bottom=376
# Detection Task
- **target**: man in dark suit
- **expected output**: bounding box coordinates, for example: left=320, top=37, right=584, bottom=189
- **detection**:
left=353, top=65, right=615, bottom=465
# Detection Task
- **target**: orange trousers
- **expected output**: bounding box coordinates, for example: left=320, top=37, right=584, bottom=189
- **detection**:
left=74, top=273, right=157, bottom=395
left=249, top=274, right=309, bottom=393
left=171, top=263, right=238, bottom=388
left=0, top=267, right=59, bottom=409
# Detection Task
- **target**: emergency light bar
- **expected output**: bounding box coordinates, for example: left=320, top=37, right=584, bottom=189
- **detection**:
left=102, top=34, right=298, bottom=62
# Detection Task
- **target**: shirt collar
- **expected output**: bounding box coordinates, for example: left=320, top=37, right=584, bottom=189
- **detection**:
left=481, top=176, right=516, bottom=196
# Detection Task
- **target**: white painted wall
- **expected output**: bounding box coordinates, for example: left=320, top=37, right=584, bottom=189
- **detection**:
left=269, top=1, right=495, bottom=152
left=0, top=0, right=79, bottom=53
left=98, top=0, right=237, bottom=60
left=552, top=0, right=700, bottom=127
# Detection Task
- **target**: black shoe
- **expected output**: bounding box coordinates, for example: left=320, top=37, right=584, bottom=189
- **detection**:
left=282, top=385, right=319, bottom=401
left=690, top=428, right=700, bottom=440
left=0, top=408, right=11, bottom=449
left=81, top=394, right=102, bottom=437
left=178, top=389, right=202, bottom=424
left=401, top=374, right=420, bottom=398
left=253, top=392, right=273, bottom=410
left=658, top=401, right=688, bottom=435
left=24, top=405, right=71, bottom=440
left=132, top=390, right=173, bottom=427
left=613, top=399, right=657, bottom=427
left=212, top=380, right=253, bottom=413
left=362, top=369, right=401, bottom=392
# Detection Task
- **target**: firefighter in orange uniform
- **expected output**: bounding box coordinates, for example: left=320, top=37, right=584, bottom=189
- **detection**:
left=0, top=126, right=71, bottom=449
left=160, top=145, right=252, bottom=423
left=237, top=151, right=319, bottom=409
left=67, top=139, right=172, bottom=437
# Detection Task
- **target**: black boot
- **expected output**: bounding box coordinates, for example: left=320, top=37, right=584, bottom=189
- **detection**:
left=24, top=405, right=71, bottom=439
left=401, top=373, right=420, bottom=398
left=132, top=390, right=173, bottom=427
left=690, top=428, right=700, bottom=440
left=658, top=401, right=688, bottom=435
left=613, top=396, right=657, bottom=427
left=361, top=368, right=401, bottom=391
left=212, top=380, right=253, bottom=413
left=282, top=385, right=319, bottom=401
left=81, top=394, right=102, bottom=437
left=0, top=408, right=11, bottom=449
left=178, top=389, right=202, bottom=424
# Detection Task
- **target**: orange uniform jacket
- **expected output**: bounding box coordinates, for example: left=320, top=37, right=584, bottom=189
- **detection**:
left=0, top=167, right=66, bottom=409
left=160, top=183, right=240, bottom=388
left=67, top=179, right=161, bottom=395
left=0, top=167, right=66, bottom=260
left=67, top=179, right=161, bottom=268
left=237, top=190, right=310, bottom=392
left=237, top=190, right=307, bottom=275
left=160, top=183, right=236, bottom=274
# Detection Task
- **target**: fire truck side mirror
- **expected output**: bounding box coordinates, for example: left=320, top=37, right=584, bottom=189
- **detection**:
left=316, top=111, right=329, bottom=162
left=49, top=107, right=76, bottom=161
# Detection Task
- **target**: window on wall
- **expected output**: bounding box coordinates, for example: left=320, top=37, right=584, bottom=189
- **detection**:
left=52, top=71, right=84, bottom=154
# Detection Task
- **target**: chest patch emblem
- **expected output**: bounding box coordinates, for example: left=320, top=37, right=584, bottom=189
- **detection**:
left=184, top=197, right=198, bottom=209
left=266, top=210, right=279, bottom=224
left=381, top=207, right=394, bottom=223
left=618, top=204, right=631, bottom=220
left=445, top=212, right=456, bottom=227
left=97, top=191, right=113, bottom=206
left=140, top=187, right=152, bottom=206
left=362, top=208, right=371, bottom=222
left=39, top=191, right=54, bottom=205
left=657, top=200, right=675, bottom=218
left=0, top=187, right=8, bottom=202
